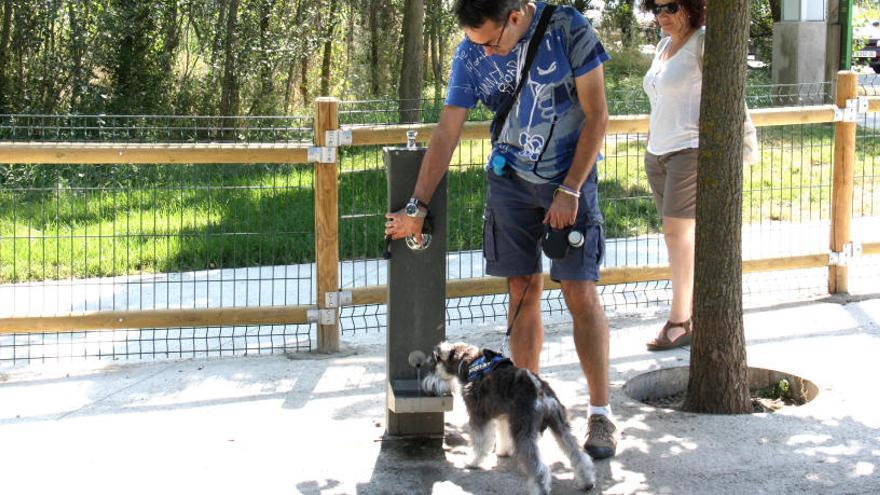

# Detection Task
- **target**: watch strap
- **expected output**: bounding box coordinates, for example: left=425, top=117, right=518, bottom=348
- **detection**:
left=408, top=197, right=428, bottom=210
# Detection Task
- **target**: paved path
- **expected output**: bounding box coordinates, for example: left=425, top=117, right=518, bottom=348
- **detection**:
left=1, top=296, right=878, bottom=494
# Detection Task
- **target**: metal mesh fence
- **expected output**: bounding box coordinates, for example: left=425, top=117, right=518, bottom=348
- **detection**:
left=334, top=82, right=858, bottom=337
left=851, top=73, right=880, bottom=294
left=0, top=114, right=313, bottom=143
left=0, top=162, right=317, bottom=364
left=1, top=81, right=878, bottom=366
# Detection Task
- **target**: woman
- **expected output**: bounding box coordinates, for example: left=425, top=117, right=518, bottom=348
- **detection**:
left=640, top=0, right=705, bottom=350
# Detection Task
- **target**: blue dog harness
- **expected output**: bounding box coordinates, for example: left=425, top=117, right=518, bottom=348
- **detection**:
left=461, top=351, right=513, bottom=382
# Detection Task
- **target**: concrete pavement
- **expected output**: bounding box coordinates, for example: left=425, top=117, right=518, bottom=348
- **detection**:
left=1, top=295, right=879, bottom=495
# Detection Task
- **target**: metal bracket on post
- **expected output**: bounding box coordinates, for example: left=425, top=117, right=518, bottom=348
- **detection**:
left=325, top=290, right=352, bottom=308
left=325, top=130, right=353, bottom=147
left=307, top=146, right=337, bottom=163
left=835, top=97, right=869, bottom=122
left=308, top=129, right=351, bottom=163
left=307, top=308, right=337, bottom=325
left=829, top=242, right=862, bottom=266
left=854, top=97, right=869, bottom=114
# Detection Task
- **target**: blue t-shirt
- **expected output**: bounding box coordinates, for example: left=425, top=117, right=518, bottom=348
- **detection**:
left=445, top=3, right=609, bottom=183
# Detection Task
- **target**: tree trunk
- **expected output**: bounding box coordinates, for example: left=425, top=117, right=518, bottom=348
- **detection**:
left=299, top=55, right=309, bottom=105
left=0, top=0, right=13, bottom=112
left=683, top=0, right=752, bottom=414
left=161, top=0, right=180, bottom=75
left=66, top=0, right=84, bottom=111
left=219, top=0, right=240, bottom=136
left=427, top=0, right=443, bottom=102
left=211, top=0, right=228, bottom=69
left=254, top=0, right=277, bottom=114
left=284, top=0, right=307, bottom=113
left=368, top=0, right=381, bottom=97
left=397, top=0, right=424, bottom=123
left=284, top=59, right=296, bottom=113
left=319, top=0, right=339, bottom=98
left=344, top=0, right=354, bottom=95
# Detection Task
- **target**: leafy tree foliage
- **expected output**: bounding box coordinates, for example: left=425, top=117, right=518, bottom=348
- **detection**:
left=0, top=1, right=787, bottom=116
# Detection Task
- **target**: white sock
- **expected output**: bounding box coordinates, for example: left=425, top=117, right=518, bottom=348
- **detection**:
left=588, top=404, right=611, bottom=417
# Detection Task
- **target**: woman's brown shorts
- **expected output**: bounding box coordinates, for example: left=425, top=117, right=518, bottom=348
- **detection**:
left=645, top=148, right=699, bottom=219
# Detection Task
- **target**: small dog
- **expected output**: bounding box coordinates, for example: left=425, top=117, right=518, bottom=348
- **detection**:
left=423, top=341, right=595, bottom=494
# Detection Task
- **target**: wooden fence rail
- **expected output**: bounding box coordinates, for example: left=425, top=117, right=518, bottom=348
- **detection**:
left=0, top=71, right=877, bottom=353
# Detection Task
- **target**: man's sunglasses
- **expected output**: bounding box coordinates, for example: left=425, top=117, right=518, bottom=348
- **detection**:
left=651, top=2, right=680, bottom=16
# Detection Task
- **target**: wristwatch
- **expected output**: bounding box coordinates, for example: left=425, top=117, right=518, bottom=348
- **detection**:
left=405, top=197, right=428, bottom=218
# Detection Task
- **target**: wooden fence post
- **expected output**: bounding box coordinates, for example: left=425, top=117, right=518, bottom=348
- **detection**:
left=314, top=97, right=340, bottom=352
left=829, top=71, right=857, bottom=294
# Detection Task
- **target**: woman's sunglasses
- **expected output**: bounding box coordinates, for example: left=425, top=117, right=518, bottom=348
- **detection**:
left=651, top=2, right=681, bottom=16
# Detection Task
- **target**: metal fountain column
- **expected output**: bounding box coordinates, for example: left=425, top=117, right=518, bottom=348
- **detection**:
left=384, top=132, right=452, bottom=437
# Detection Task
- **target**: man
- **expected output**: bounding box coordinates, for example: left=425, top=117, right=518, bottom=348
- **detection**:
left=384, top=0, right=616, bottom=459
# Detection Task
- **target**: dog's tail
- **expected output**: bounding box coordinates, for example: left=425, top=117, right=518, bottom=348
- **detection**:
left=546, top=399, right=595, bottom=491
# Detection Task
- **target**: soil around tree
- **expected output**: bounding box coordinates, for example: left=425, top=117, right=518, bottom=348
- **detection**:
left=642, top=388, right=803, bottom=413
left=625, top=366, right=818, bottom=414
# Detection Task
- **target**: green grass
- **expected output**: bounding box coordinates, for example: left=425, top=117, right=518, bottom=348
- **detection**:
left=6, top=124, right=875, bottom=283
left=3, top=98, right=880, bottom=282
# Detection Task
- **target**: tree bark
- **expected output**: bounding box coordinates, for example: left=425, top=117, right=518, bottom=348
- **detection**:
left=0, top=0, right=13, bottom=112
left=299, top=55, right=309, bottom=105
left=161, top=0, right=180, bottom=75
left=211, top=0, right=228, bottom=69
left=254, top=0, right=277, bottom=114
left=284, top=0, right=307, bottom=112
left=66, top=0, right=84, bottom=111
left=683, top=0, right=752, bottom=414
left=397, top=0, right=424, bottom=123
left=426, top=0, right=442, bottom=100
left=319, top=0, right=339, bottom=97
left=368, top=0, right=381, bottom=97
left=219, top=0, right=240, bottom=135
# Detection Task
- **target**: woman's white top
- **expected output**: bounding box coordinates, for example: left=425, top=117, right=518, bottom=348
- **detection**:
left=642, top=28, right=704, bottom=155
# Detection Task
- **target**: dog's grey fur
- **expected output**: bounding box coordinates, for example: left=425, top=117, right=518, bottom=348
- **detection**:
left=425, top=341, right=595, bottom=494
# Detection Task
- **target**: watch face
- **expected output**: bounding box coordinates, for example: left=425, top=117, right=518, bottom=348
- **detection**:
left=405, top=203, right=418, bottom=215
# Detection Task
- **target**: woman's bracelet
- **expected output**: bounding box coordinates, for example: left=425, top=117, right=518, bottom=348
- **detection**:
left=554, top=184, right=581, bottom=199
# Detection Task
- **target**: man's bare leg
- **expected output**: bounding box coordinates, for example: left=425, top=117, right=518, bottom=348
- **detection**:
left=507, top=273, right=544, bottom=373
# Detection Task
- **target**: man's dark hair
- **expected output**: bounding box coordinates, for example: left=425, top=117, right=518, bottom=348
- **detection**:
left=640, top=0, right=706, bottom=30
left=453, top=0, right=528, bottom=28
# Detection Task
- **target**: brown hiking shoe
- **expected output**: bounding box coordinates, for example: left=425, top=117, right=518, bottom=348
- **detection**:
left=584, top=414, right=617, bottom=459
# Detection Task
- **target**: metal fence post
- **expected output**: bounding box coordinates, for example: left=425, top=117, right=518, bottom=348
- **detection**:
left=829, top=71, right=857, bottom=294
left=314, top=97, right=340, bottom=352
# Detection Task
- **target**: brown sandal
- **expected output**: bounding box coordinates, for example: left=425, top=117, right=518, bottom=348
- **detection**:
left=646, top=319, right=692, bottom=351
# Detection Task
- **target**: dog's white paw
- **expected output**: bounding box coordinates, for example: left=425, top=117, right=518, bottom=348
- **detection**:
left=465, top=453, right=487, bottom=469
left=572, top=452, right=595, bottom=491
left=575, top=468, right=595, bottom=492
left=527, top=464, right=552, bottom=495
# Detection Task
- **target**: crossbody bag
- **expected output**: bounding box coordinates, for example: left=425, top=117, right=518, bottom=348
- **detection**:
left=490, top=4, right=557, bottom=145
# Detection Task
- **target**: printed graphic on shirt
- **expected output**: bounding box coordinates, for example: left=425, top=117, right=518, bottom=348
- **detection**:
left=446, top=3, right=608, bottom=182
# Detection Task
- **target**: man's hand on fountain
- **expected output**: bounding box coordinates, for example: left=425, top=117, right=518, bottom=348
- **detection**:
left=384, top=209, right=424, bottom=242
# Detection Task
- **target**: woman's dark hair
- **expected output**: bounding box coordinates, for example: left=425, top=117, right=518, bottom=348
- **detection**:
left=453, top=0, right=528, bottom=28
left=640, top=0, right=706, bottom=29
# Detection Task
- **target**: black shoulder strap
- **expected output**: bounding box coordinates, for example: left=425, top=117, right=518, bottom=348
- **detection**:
left=490, top=4, right=556, bottom=144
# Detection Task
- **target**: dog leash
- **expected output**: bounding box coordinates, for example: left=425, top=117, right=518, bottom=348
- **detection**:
left=500, top=275, right=533, bottom=357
